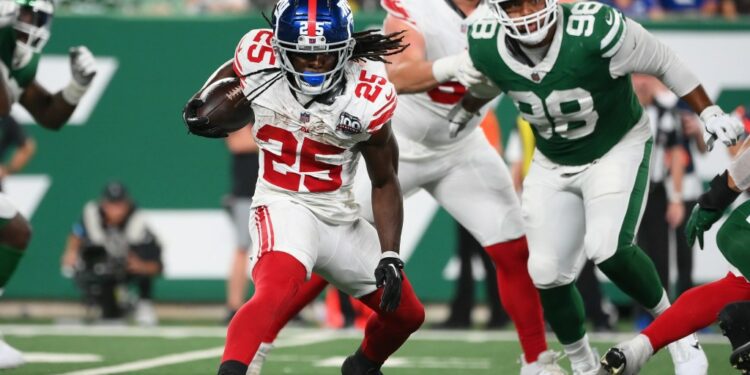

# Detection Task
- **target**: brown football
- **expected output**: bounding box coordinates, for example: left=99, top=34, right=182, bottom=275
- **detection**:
left=196, top=77, right=253, bottom=132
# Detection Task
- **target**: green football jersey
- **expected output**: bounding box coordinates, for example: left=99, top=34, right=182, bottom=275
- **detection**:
left=468, top=2, right=643, bottom=166
left=0, top=25, right=40, bottom=91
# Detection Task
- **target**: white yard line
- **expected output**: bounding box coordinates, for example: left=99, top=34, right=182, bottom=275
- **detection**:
left=54, top=330, right=340, bottom=375
left=24, top=353, right=102, bottom=363
left=0, top=324, right=730, bottom=344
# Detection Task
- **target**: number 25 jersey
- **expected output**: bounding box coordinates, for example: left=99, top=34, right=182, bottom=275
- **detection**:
left=233, top=29, right=398, bottom=224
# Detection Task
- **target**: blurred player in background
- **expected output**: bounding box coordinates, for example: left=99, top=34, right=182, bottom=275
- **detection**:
left=455, top=0, right=745, bottom=372
left=61, top=182, right=163, bottom=326
left=244, top=1, right=563, bottom=373
left=223, top=126, right=258, bottom=323
left=600, top=136, right=750, bottom=374
left=0, top=0, right=97, bottom=369
left=182, top=1, right=425, bottom=374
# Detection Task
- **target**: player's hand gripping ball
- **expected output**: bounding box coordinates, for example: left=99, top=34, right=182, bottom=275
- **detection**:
left=182, top=77, right=253, bottom=138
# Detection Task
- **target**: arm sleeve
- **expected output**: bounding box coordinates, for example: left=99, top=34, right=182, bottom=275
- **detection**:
left=729, top=146, right=750, bottom=191
left=609, top=18, right=700, bottom=97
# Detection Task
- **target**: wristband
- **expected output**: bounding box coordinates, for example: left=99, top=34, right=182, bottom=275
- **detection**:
left=61, top=79, right=89, bottom=105
left=698, top=171, right=741, bottom=212
left=380, top=251, right=401, bottom=260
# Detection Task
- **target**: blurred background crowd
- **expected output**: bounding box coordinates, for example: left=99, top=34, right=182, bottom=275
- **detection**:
left=54, top=0, right=750, bottom=18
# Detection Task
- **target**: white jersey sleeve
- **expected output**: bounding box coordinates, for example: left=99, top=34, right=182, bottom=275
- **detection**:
left=378, top=0, right=497, bottom=155
left=233, top=28, right=284, bottom=101
left=609, top=19, right=700, bottom=97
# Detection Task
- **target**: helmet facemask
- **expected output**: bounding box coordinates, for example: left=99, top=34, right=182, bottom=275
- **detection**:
left=13, top=0, right=54, bottom=54
left=273, top=35, right=355, bottom=96
left=488, top=0, right=557, bottom=46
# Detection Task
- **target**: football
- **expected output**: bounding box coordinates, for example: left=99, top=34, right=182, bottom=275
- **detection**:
left=196, top=77, right=254, bottom=132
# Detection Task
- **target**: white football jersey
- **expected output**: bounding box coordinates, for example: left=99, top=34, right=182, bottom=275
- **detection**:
left=381, top=0, right=496, bottom=157
left=233, top=29, right=397, bottom=224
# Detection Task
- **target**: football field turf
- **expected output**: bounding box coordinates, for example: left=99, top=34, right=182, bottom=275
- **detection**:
left=0, top=325, right=735, bottom=374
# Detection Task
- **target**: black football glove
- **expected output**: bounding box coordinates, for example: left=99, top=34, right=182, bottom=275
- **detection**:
left=182, top=98, right=227, bottom=138
left=374, top=253, right=404, bottom=313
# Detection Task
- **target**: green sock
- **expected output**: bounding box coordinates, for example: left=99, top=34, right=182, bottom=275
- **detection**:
left=598, top=244, right=663, bottom=309
left=538, top=283, right=586, bottom=344
left=0, top=244, right=24, bottom=288
left=717, top=201, right=750, bottom=277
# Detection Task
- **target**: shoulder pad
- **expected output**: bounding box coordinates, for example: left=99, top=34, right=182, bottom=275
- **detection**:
left=563, top=2, right=626, bottom=58
left=351, top=61, right=397, bottom=134
left=233, top=28, right=278, bottom=78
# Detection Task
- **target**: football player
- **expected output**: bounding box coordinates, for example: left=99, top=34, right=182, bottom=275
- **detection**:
left=0, top=0, right=96, bottom=369
left=240, top=1, right=564, bottom=374
left=182, top=1, right=424, bottom=374
left=452, top=0, right=744, bottom=373
left=599, top=136, right=750, bottom=374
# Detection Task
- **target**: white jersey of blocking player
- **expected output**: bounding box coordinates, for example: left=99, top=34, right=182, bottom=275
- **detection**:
left=233, top=29, right=397, bottom=224
left=381, top=0, right=495, bottom=158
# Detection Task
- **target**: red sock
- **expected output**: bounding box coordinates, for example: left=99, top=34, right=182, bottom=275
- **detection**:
left=357, top=275, right=425, bottom=364
left=485, top=237, right=547, bottom=363
left=262, top=273, right=328, bottom=343
left=644, top=272, right=750, bottom=352
left=221, top=252, right=306, bottom=364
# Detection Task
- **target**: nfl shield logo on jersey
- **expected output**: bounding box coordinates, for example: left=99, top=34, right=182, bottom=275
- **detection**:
left=336, top=112, right=362, bottom=135
left=300, top=112, right=311, bottom=123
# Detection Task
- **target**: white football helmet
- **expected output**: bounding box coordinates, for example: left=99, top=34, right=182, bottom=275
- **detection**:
left=13, top=0, right=54, bottom=53
left=487, top=0, right=558, bottom=45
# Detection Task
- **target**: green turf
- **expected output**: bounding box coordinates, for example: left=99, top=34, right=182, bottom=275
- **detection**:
left=0, top=328, right=736, bottom=374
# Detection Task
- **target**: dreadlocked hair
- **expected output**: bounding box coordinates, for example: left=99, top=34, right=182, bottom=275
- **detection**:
left=350, top=29, right=409, bottom=64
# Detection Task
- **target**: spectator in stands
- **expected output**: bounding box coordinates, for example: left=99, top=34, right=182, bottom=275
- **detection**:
left=720, top=0, right=750, bottom=17
left=0, top=116, right=35, bottom=190
left=600, top=0, right=665, bottom=19
left=224, top=126, right=258, bottom=323
left=61, top=181, right=162, bottom=326
left=658, top=0, right=719, bottom=16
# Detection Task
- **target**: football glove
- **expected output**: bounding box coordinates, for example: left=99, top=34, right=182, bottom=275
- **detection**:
left=700, top=105, right=745, bottom=151
left=61, top=46, right=98, bottom=105
left=685, top=205, right=723, bottom=250
left=447, top=102, right=478, bottom=138
left=686, top=171, right=740, bottom=249
left=454, top=51, right=487, bottom=88
left=374, top=252, right=404, bottom=313
left=182, top=98, right=227, bottom=138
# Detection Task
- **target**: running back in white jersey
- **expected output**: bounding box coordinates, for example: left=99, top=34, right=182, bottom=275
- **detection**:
left=381, top=0, right=495, bottom=154
left=233, top=29, right=397, bottom=224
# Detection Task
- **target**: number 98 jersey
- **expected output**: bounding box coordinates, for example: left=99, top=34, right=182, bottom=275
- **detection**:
left=233, top=29, right=398, bottom=224
left=468, top=2, right=643, bottom=166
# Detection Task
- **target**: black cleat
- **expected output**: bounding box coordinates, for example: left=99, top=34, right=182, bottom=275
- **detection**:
left=719, top=302, right=750, bottom=373
left=217, top=360, right=248, bottom=375
left=600, top=347, right=627, bottom=374
left=341, top=349, right=384, bottom=375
